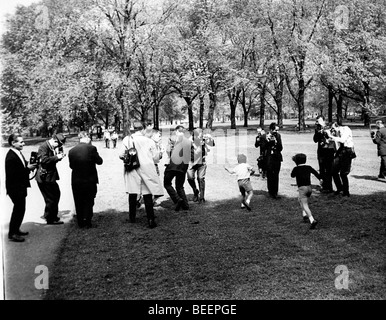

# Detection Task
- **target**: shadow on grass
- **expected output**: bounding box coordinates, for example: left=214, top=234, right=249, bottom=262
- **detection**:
left=44, top=191, right=386, bottom=300
left=351, top=175, right=379, bottom=181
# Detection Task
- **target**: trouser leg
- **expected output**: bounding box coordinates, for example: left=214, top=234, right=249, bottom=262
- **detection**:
left=8, top=192, right=26, bottom=236
left=163, top=170, right=179, bottom=204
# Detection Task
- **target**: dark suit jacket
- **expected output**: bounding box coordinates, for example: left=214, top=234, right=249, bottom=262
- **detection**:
left=68, top=142, right=103, bottom=185
left=266, top=132, right=283, bottom=163
left=373, top=127, right=386, bottom=156
left=165, top=136, right=191, bottom=173
left=5, top=149, right=31, bottom=196
left=36, top=141, right=61, bottom=183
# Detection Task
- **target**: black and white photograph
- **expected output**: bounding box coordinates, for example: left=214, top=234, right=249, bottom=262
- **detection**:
left=0, top=0, right=385, bottom=310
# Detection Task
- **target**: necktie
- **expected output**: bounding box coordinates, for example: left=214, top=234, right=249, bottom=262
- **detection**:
left=20, top=152, right=27, bottom=167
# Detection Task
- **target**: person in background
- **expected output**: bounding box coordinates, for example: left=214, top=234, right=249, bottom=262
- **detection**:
left=111, top=130, right=119, bottom=149
left=291, top=153, right=322, bottom=230
left=36, top=133, right=66, bottom=225
left=187, top=128, right=215, bottom=203
left=265, top=122, right=283, bottom=199
left=103, top=129, right=111, bottom=149
left=224, top=154, right=255, bottom=211
left=119, top=123, right=163, bottom=228
left=313, top=115, right=335, bottom=193
left=254, top=127, right=268, bottom=178
left=5, top=134, right=38, bottom=242
left=68, top=131, right=103, bottom=228
left=371, top=120, right=386, bottom=182
left=327, top=122, right=355, bottom=197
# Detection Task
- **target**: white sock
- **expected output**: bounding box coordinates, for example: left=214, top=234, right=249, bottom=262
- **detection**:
left=302, top=211, right=307, bottom=217
left=309, top=216, right=315, bottom=223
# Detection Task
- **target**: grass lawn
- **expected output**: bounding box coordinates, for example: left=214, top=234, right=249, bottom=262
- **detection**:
left=42, top=126, right=385, bottom=300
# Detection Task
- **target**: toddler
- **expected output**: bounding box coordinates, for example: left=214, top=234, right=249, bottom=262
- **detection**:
left=224, top=154, right=255, bottom=211
left=290, top=153, right=322, bottom=229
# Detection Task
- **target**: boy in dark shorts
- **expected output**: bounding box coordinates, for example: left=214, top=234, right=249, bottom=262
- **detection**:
left=290, top=153, right=322, bottom=229
left=224, top=154, right=255, bottom=211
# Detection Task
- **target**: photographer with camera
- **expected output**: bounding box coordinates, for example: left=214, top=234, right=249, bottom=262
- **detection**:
left=119, top=123, right=163, bottom=229
left=313, top=115, right=336, bottom=193
left=68, top=131, right=103, bottom=228
left=254, top=127, right=268, bottom=178
left=327, top=122, right=355, bottom=197
left=371, top=120, right=386, bottom=182
left=5, top=134, right=38, bottom=242
left=187, top=128, right=215, bottom=203
left=265, top=122, right=283, bottom=199
left=36, top=133, right=66, bottom=225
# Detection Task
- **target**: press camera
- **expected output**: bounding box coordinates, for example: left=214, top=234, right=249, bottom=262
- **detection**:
left=29, top=151, right=40, bottom=165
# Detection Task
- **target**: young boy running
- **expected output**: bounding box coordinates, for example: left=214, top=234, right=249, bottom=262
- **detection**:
left=224, top=154, right=255, bottom=211
left=290, top=153, right=322, bottom=229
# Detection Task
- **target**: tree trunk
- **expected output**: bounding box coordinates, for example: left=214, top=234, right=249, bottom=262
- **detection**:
left=206, top=92, right=216, bottom=130
left=335, top=93, right=343, bottom=125
left=298, top=81, right=306, bottom=130
left=328, top=86, right=334, bottom=123
left=183, top=96, right=194, bottom=131
left=228, top=88, right=240, bottom=130
left=199, top=93, right=204, bottom=129
left=260, top=86, right=266, bottom=128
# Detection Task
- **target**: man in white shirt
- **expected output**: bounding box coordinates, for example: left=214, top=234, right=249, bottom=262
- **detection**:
left=328, top=123, right=356, bottom=197
left=5, top=134, right=37, bottom=242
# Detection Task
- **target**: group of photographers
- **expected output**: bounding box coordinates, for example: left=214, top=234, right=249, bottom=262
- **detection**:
left=4, top=117, right=385, bottom=241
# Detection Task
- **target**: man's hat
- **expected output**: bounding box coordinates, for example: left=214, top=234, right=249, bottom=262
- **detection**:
left=53, top=133, right=66, bottom=146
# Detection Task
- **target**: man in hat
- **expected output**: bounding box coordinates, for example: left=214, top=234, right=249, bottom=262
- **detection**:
left=36, top=133, right=66, bottom=224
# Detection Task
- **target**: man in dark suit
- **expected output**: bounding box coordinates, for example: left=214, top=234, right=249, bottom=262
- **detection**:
left=265, top=122, right=283, bottom=199
left=69, top=131, right=103, bottom=228
left=5, top=134, right=37, bottom=242
left=36, top=133, right=66, bottom=225
left=164, top=125, right=192, bottom=211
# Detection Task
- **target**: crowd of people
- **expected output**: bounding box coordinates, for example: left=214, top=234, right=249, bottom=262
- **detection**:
left=4, top=119, right=386, bottom=241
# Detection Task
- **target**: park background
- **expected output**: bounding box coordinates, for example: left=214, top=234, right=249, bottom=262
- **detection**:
left=0, top=0, right=385, bottom=300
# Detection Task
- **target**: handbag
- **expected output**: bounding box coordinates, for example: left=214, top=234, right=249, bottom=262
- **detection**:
left=124, top=138, right=140, bottom=172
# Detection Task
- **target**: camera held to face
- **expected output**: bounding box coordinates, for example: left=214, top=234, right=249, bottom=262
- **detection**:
left=29, top=151, right=40, bottom=165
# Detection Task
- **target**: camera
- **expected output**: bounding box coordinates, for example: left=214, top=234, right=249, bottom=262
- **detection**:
left=29, top=151, right=40, bottom=165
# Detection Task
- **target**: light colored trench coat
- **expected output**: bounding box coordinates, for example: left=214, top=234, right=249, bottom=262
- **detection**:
left=119, top=132, right=164, bottom=196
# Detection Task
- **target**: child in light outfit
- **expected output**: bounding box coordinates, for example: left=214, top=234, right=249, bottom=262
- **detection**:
left=224, top=154, right=255, bottom=211
left=290, top=153, right=322, bottom=229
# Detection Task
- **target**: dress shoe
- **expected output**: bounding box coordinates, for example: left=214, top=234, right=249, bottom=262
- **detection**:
left=16, top=230, right=29, bottom=236
left=148, top=220, right=157, bottom=229
left=198, top=198, right=206, bottom=204
left=310, top=220, right=318, bottom=230
left=334, top=190, right=342, bottom=196
left=342, top=192, right=350, bottom=197
left=193, top=190, right=199, bottom=202
left=8, top=234, right=25, bottom=242
left=47, top=220, right=64, bottom=225
left=175, top=199, right=184, bottom=211
left=303, top=216, right=309, bottom=223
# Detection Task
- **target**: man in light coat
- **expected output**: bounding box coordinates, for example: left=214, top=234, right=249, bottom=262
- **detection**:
left=119, top=123, right=163, bottom=228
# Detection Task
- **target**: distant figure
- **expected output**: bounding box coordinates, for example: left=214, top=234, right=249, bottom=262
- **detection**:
left=291, top=153, right=322, bottom=230
left=69, top=131, right=103, bottom=228
left=371, top=120, right=386, bottom=182
left=224, top=154, right=255, bottom=211
left=36, top=133, right=67, bottom=225
left=111, top=130, right=119, bottom=149
left=103, top=129, right=111, bottom=148
left=5, top=134, right=38, bottom=242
